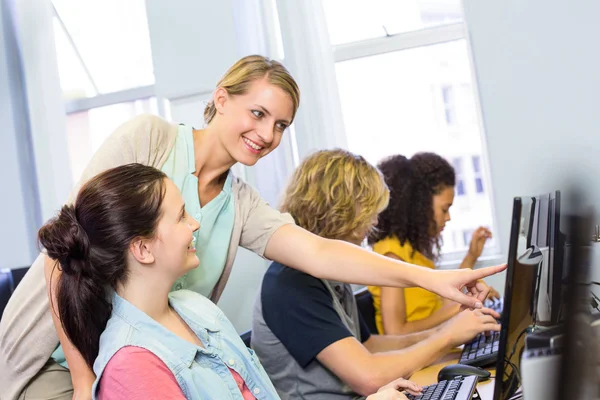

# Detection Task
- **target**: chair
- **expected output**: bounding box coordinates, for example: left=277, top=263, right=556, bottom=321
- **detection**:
left=0, top=268, right=15, bottom=319
left=241, top=329, right=252, bottom=348
left=354, top=287, right=378, bottom=334
left=0, top=266, right=30, bottom=320
left=11, top=266, right=29, bottom=288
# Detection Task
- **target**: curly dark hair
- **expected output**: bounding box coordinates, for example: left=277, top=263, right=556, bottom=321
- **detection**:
left=368, top=152, right=455, bottom=260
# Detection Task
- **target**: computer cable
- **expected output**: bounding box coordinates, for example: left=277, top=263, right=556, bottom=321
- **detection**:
left=504, top=357, right=521, bottom=384
left=507, top=326, right=530, bottom=361
left=502, top=356, right=522, bottom=400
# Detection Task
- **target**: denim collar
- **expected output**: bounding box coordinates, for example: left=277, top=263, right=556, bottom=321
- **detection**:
left=110, top=291, right=222, bottom=367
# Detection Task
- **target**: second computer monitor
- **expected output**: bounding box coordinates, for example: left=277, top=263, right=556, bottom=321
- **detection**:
left=530, top=190, right=565, bottom=325
left=547, top=190, right=566, bottom=324
left=493, top=197, right=543, bottom=400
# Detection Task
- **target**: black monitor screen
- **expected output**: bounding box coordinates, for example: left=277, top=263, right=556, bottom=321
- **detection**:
left=547, top=190, right=565, bottom=324
left=493, top=198, right=542, bottom=400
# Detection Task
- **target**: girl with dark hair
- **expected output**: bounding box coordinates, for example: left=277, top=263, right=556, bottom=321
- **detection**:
left=38, top=163, right=279, bottom=399
left=368, top=153, right=500, bottom=335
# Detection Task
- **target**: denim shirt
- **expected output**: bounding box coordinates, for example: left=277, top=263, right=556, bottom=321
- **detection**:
left=92, top=290, right=280, bottom=400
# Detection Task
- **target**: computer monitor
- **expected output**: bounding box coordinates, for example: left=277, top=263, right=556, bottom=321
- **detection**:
left=535, top=194, right=550, bottom=247
left=557, top=194, right=597, bottom=399
left=547, top=190, right=566, bottom=324
left=493, top=197, right=543, bottom=400
left=530, top=193, right=552, bottom=323
left=525, top=197, right=537, bottom=248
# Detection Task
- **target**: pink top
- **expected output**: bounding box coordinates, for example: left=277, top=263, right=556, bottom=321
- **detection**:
left=97, top=346, right=257, bottom=400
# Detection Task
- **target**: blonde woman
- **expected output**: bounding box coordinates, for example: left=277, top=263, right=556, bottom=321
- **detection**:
left=1, top=57, right=503, bottom=400
left=251, top=150, right=500, bottom=400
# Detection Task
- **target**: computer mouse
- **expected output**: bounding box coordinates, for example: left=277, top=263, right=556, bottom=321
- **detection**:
left=437, top=364, right=491, bottom=382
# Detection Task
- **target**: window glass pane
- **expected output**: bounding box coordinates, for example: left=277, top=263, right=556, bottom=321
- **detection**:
left=52, top=0, right=155, bottom=97
left=452, top=157, right=463, bottom=174
left=456, top=180, right=466, bottom=196
left=475, top=178, right=484, bottom=193
left=335, top=40, right=494, bottom=254
left=66, top=98, right=158, bottom=182
left=441, top=85, right=456, bottom=125
left=53, top=18, right=96, bottom=98
left=472, top=155, right=481, bottom=172
left=462, top=229, right=473, bottom=248
left=322, top=0, right=462, bottom=45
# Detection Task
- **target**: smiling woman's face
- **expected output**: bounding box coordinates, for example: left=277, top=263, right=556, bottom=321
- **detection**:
left=213, top=78, right=294, bottom=166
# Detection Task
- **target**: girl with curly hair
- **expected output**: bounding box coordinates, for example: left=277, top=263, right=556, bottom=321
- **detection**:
left=368, top=153, right=499, bottom=335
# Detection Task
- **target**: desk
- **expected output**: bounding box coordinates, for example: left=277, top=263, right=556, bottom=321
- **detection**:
left=409, top=349, right=496, bottom=400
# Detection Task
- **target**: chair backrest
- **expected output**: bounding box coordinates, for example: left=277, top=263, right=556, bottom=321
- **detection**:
left=240, top=329, right=252, bottom=348
left=10, top=266, right=29, bottom=288
left=354, top=287, right=378, bottom=334
left=0, top=268, right=15, bottom=319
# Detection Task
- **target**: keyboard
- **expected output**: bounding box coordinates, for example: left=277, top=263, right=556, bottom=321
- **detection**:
left=459, top=330, right=500, bottom=367
left=484, top=297, right=504, bottom=315
left=405, top=376, right=478, bottom=400
left=457, top=297, right=504, bottom=368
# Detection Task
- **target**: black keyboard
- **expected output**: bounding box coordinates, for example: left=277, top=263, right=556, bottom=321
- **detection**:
left=459, top=330, right=500, bottom=367
left=405, top=376, right=478, bottom=400
left=457, top=297, right=504, bottom=368
left=484, top=297, right=504, bottom=315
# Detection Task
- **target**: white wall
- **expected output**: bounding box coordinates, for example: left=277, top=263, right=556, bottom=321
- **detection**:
left=463, top=0, right=600, bottom=285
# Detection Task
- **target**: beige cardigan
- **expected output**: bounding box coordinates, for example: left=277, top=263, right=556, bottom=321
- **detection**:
left=0, top=115, right=294, bottom=400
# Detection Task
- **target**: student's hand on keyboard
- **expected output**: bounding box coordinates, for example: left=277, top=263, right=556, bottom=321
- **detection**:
left=366, top=388, right=409, bottom=400
left=459, top=297, right=501, bottom=318
left=379, top=378, right=422, bottom=395
left=475, top=278, right=501, bottom=302
left=423, top=264, right=506, bottom=310
left=366, top=378, right=422, bottom=400
left=442, top=308, right=501, bottom=347
left=485, top=285, right=501, bottom=301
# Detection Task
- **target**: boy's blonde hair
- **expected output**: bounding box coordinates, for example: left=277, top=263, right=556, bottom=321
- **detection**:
left=281, top=149, right=389, bottom=241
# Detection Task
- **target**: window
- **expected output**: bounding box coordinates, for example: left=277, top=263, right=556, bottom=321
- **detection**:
left=472, top=155, right=485, bottom=193
left=66, top=98, right=158, bottom=182
left=51, top=0, right=160, bottom=184
left=441, top=85, right=456, bottom=126
left=323, top=3, right=498, bottom=258
left=52, top=0, right=155, bottom=98
left=462, top=229, right=474, bottom=248
left=452, top=157, right=466, bottom=196
left=322, top=0, right=463, bottom=45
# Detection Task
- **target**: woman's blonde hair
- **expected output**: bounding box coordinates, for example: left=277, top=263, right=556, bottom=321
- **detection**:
left=281, top=149, right=389, bottom=241
left=204, top=55, right=300, bottom=125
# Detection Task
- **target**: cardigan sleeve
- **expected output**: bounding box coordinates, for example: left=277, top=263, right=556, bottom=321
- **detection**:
left=236, top=178, right=295, bottom=258
left=67, top=114, right=178, bottom=204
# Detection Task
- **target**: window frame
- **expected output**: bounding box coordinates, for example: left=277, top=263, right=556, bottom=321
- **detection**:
left=326, top=14, right=501, bottom=264
left=52, top=0, right=166, bottom=118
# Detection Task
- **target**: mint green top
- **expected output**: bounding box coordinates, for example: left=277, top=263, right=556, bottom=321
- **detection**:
left=163, top=124, right=235, bottom=296
left=51, top=124, right=235, bottom=368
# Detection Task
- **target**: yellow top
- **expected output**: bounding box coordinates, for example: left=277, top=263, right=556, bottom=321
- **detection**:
left=368, top=236, right=443, bottom=334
